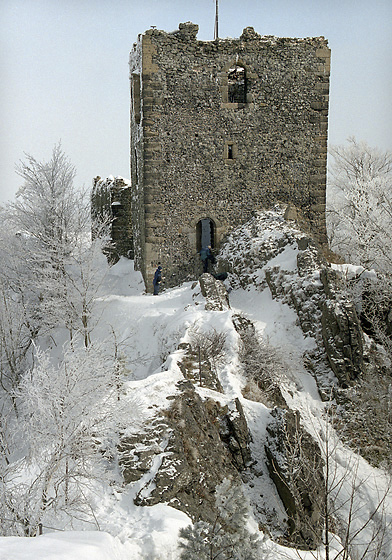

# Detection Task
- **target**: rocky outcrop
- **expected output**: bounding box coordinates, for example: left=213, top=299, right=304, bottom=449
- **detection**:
left=265, top=408, right=325, bottom=550
left=124, top=381, right=251, bottom=523
left=247, top=226, right=365, bottom=387
left=319, top=268, right=364, bottom=385
left=295, top=239, right=363, bottom=384
left=219, top=398, right=252, bottom=470
left=217, top=209, right=300, bottom=292
left=119, top=417, right=169, bottom=485
left=177, top=341, right=224, bottom=392
left=321, top=299, right=363, bottom=385
left=233, top=314, right=288, bottom=409
left=199, top=273, right=230, bottom=311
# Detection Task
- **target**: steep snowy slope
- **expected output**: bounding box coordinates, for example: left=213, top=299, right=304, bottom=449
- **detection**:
left=1, top=210, right=391, bottom=560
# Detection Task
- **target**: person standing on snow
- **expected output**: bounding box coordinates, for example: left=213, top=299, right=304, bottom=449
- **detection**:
left=200, top=245, right=213, bottom=273
left=153, top=264, right=163, bottom=295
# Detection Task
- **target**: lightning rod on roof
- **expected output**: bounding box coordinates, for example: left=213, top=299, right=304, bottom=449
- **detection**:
left=214, top=0, right=219, bottom=40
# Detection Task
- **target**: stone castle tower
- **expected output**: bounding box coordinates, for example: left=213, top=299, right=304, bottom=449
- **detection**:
left=129, top=22, right=330, bottom=290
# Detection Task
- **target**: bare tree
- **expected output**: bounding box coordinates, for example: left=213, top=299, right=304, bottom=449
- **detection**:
left=320, top=423, right=392, bottom=560
left=187, top=326, right=227, bottom=387
left=282, top=401, right=392, bottom=560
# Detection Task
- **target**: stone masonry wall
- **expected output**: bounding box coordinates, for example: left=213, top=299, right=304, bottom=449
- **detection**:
left=91, top=176, right=133, bottom=262
left=129, top=22, right=330, bottom=290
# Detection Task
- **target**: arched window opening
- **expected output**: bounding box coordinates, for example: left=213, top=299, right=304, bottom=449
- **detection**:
left=196, top=218, right=215, bottom=253
left=228, top=64, right=246, bottom=103
left=111, top=201, right=122, bottom=219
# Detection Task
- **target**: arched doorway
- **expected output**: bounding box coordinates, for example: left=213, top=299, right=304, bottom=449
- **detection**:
left=196, top=218, right=215, bottom=252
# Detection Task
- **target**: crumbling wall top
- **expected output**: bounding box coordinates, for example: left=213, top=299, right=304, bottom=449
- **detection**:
left=175, top=21, right=199, bottom=41
left=144, top=21, right=199, bottom=41
left=240, top=26, right=261, bottom=41
left=141, top=22, right=328, bottom=49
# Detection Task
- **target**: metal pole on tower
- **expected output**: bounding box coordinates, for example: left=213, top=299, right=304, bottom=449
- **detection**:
left=214, top=0, right=219, bottom=40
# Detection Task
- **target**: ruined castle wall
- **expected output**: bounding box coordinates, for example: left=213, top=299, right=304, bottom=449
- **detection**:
left=130, top=23, right=330, bottom=289
left=91, top=176, right=133, bottom=262
left=129, top=38, right=145, bottom=273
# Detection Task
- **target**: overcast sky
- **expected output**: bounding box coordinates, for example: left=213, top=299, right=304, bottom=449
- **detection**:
left=1, top=0, right=391, bottom=203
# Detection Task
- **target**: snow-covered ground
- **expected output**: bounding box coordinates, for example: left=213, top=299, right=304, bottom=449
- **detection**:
left=1, top=253, right=391, bottom=560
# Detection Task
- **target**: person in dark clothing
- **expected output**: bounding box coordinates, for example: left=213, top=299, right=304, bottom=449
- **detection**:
left=213, top=272, right=228, bottom=281
left=153, top=265, right=163, bottom=295
left=200, top=246, right=213, bottom=273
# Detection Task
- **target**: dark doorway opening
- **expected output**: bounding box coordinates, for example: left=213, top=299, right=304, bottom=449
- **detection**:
left=196, top=218, right=215, bottom=252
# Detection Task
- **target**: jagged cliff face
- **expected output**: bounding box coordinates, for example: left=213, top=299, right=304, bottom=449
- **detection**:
left=216, top=208, right=365, bottom=388
left=115, top=207, right=391, bottom=554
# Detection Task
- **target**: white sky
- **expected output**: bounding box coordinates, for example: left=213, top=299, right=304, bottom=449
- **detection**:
left=1, top=0, right=391, bottom=203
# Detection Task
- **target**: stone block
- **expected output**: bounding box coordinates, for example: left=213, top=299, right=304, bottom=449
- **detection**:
left=311, top=101, right=325, bottom=111
left=315, top=47, right=331, bottom=59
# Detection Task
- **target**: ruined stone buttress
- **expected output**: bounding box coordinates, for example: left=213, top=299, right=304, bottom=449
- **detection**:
left=129, top=22, right=330, bottom=291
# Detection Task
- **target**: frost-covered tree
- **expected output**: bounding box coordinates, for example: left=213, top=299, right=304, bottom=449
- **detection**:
left=0, top=145, right=122, bottom=536
left=0, top=281, right=33, bottom=403
left=3, top=144, right=87, bottom=332
left=37, top=229, right=110, bottom=347
left=0, top=342, right=123, bottom=536
left=0, top=222, right=41, bottom=405
left=179, top=478, right=264, bottom=559
left=327, top=137, right=392, bottom=271
left=11, top=143, right=86, bottom=253
left=327, top=139, right=392, bottom=359
left=1, top=144, right=111, bottom=346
